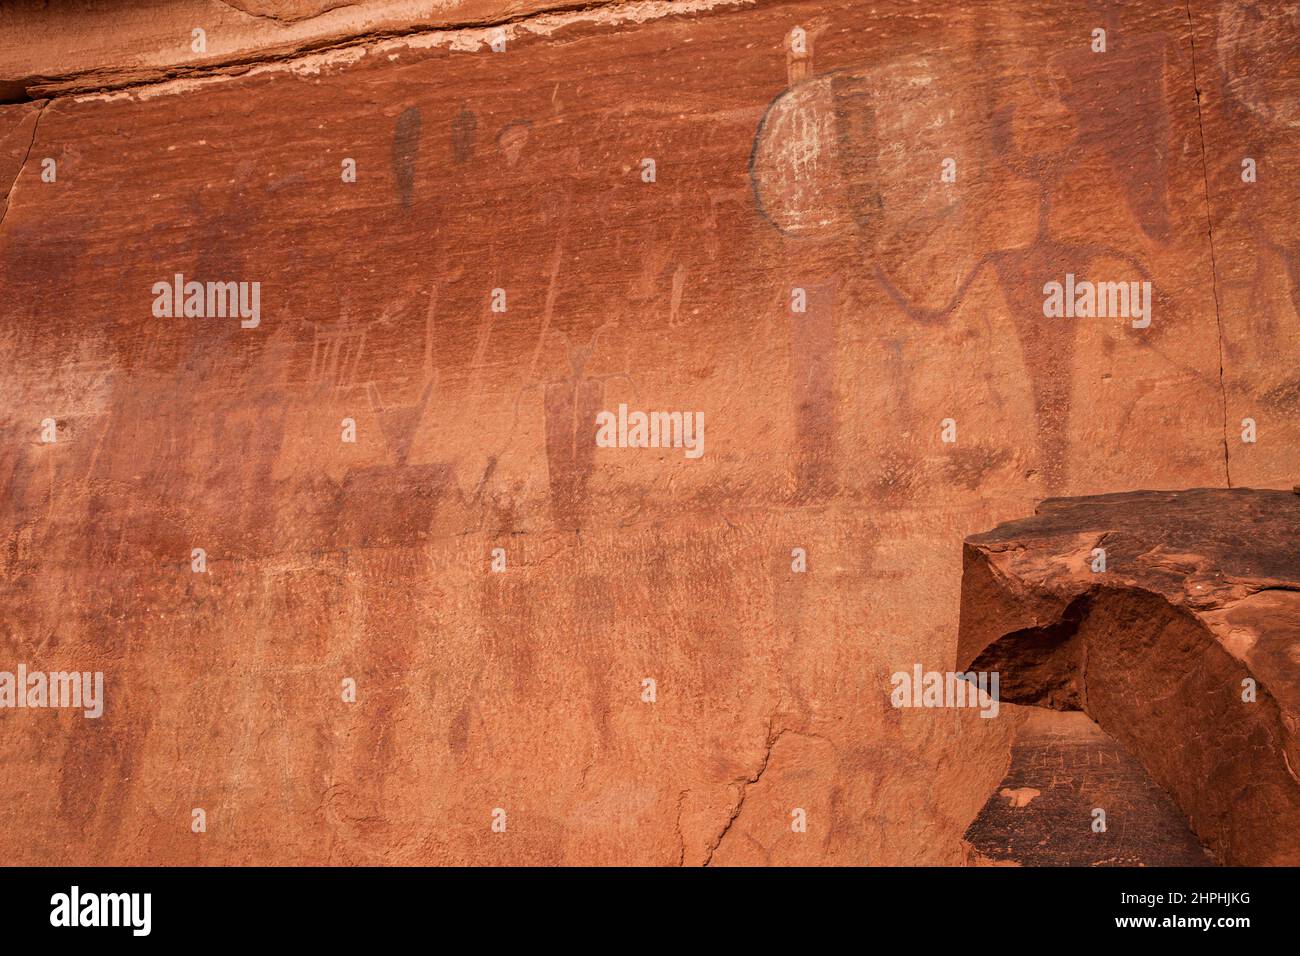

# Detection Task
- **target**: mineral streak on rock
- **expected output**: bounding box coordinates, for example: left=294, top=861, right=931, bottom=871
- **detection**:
left=958, top=489, right=1300, bottom=865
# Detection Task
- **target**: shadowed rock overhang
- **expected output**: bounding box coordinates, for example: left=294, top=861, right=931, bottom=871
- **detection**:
left=958, top=487, right=1300, bottom=866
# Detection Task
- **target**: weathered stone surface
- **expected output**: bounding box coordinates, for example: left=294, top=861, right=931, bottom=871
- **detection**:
left=1192, top=0, right=1300, bottom=490
left=0, top=0, right=1295, bottom=865
left=965, top=710, right=1216, bottom=866
left=959, top=488, right=1300, bottom=865
left=0, top=0, right=632, bottom=101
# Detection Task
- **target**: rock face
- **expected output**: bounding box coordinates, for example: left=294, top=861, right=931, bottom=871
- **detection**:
left=0, top=0, right=628, bottom=101
left=965, top=710, right=1215, bottom=866
left=959, top=488, right=1300, bottom=866
left=0, top=0, right=1296, bottom=865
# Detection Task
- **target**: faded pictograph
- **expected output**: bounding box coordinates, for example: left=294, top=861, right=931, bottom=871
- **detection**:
left=750, top=29, right=1211, bottom=492
left=1213, top=0, right=1300, bottom=419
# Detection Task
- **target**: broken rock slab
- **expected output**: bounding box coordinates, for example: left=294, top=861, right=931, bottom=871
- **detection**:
left=958, top=488, right=1300, bottom=866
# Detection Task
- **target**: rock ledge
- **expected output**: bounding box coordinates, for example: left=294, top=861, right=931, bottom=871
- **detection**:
left=958, top=488, right=1300, bottom=865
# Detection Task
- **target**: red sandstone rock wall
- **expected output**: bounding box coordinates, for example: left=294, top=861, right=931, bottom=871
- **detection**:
left=0, top=0, right=1294, bottom=865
